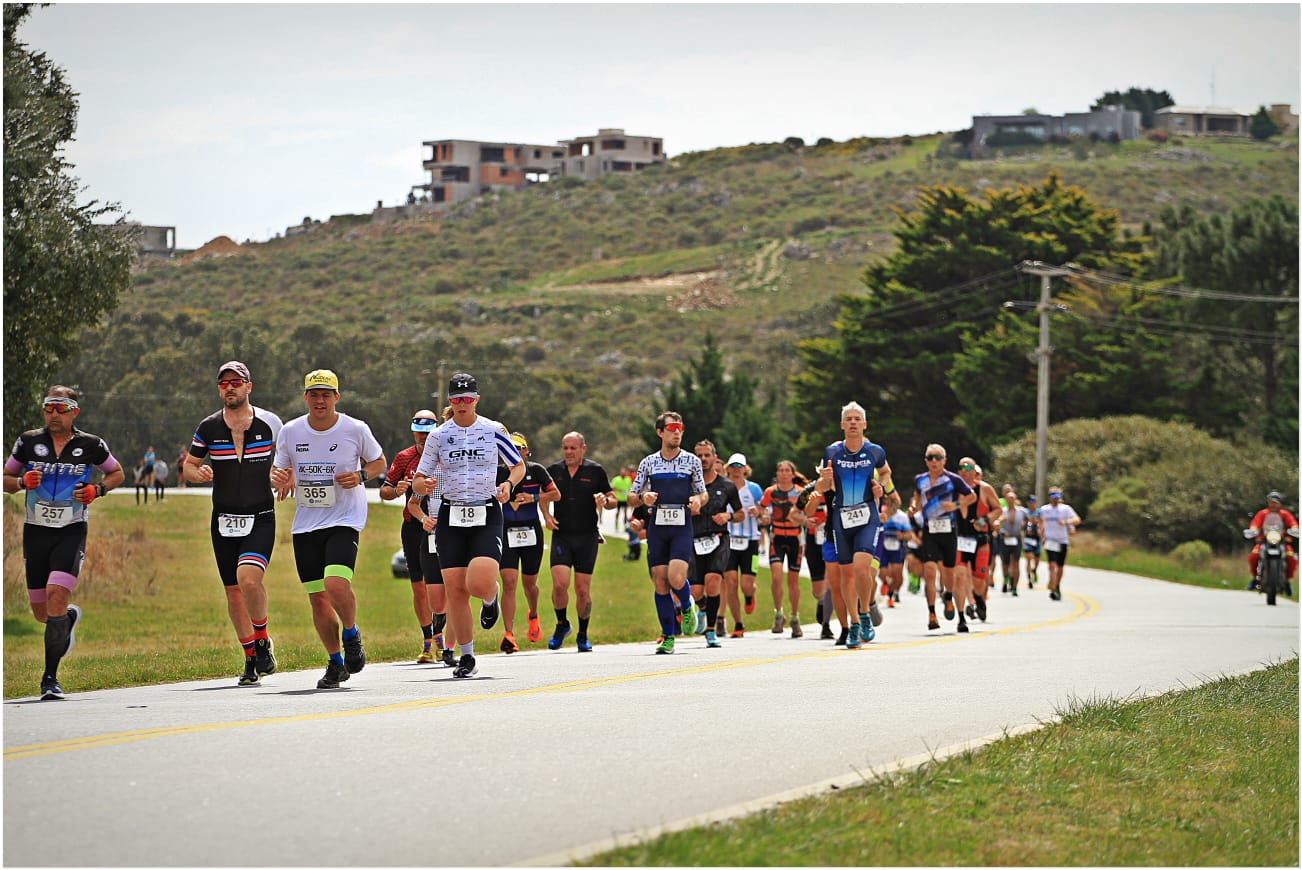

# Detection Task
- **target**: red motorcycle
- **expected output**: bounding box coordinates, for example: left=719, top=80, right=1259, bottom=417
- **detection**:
left=1243, top=521, right=1299, bottom=606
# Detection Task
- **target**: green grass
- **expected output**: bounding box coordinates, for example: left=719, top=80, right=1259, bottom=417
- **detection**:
left=581, top=658, right=1299, bottom=866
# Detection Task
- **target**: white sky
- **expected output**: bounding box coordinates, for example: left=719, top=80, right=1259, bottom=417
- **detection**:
left=17, top=2, right=1301, bottom=249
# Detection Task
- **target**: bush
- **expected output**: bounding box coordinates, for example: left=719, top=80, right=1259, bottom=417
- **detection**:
left=1170, top=539, right=1213, bottom=567
left=1147, top=129, right=1170, bottom=143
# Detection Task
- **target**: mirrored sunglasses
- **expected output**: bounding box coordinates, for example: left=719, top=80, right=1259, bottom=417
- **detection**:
left=449, top=395, right=476, bottom=404
left=42, top=399, right=78, bottom=414
left=218, top=378, right=246, bottom=389
left=663, top=422, right=684, bottom=432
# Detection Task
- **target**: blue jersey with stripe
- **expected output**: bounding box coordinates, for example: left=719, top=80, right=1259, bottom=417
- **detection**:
left=727, top=479, right=765, bottom=540
left=822, top=438, right=889, bottom=519
left=632, top=449, right=705, bottom=512
left=914, top=469, right=972, bottom=524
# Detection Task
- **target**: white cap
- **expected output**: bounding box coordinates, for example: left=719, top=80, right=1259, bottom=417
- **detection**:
left=726, top=453, right=747, bottom=467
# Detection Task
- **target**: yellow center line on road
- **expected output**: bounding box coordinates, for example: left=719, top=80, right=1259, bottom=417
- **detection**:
left=6, top=591, right=1097, bottom=761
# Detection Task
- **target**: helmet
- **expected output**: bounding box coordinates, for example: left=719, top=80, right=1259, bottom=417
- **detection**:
left=1267, top=490, right=1284, bottom=503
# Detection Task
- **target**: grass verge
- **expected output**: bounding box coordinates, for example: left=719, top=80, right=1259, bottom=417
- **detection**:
left=579, top=658, right=1299, bottom=866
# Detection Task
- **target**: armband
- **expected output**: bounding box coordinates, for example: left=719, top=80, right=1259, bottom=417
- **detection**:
left=884, top=481, right=896, bottom=495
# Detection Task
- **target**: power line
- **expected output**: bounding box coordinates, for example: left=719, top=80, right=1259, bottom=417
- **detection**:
left=1064, top=264, right=1299, bottom=303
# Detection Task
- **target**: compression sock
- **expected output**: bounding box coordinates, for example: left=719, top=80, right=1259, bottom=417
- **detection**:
left=578, top=616, right=591, bottom=635
left=342, top=625, right=359, bottom=642
left=705, top=594, right=721, bottom=625
left=240, top=634, right=256, bottom=658
left=252, top=619, right=269, bottom=642
left=555, top=607, right=568, bottom=626
left=654, top=592, right=677, bottom=636
left=43, top=614, right=71, bottom=679
left=329, top=651, right=345, bottom=667
left=673, top=582, right=693, bottom=610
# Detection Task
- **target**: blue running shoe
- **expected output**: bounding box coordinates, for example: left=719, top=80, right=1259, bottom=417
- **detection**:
left=846, top=623, right=861, bottom=649
left=548, top=622, right=571, bottom=650
left=576, top=634, right=593, bottom=653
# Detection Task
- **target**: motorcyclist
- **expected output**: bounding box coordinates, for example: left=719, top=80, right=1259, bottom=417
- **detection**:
left=1247, top=490, right=1298, bottom=595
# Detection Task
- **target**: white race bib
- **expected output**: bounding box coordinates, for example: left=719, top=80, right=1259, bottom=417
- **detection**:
left=427, top=532, right=438, bottom=554
left=218, top=513, right=255, bottom=538
left=1044, top=539, right=1063, bottom=553
left=1003, top=536, right=1020, bottom=547
left=815, top=528, right=826, bottom=546
left=957, top=535, right=978, bottom=553
left=450, top=504, right=487, bottom=527
left=927, top=517, right=952, bottom=534
left=297, top=483, right=336, bottom=508
left=693, top=535, right=720, bottom=555
left=883, top=536, right=901, bottom=551
left=839, top=503, right=870, bottom=529
left=657, top=504, right=686, bottom=526
left=730, top=535, right=749, bottom=551
left=507, top=525, right=537, bottom=548
left=32, top=501, right=73, bottom=529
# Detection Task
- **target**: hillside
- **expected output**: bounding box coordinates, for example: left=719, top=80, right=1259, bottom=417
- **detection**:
left=58, top=133, right=1299, bottom=471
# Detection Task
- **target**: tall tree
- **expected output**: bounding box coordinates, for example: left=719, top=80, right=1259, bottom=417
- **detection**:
left=1091, top=87, right=1175, bottom=128
left=792, top=173, right=1147, bottom=468
left=1249, top=105, right=1283, bottom=141
left=4, top=3, right=136, bottom=442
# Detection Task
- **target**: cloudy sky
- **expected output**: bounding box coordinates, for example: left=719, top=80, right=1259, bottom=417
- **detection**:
left=17, top=2, right=1300, bottom=249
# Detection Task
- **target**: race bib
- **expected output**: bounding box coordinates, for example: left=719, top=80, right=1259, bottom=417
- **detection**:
left=840, top=502, right=870, bottom=529
left=1044, top=539, right=1063, bottom=553
left=450, top=504, right=487, bottom=527
left=427, top=532, right=438, bottom=554
left=883, top=536, right=901, bottom=552
left=815, top=528, right=826, bottom=546
left=730, top=535, right=749, bottom=551
left=507, top=525, right=537, bottom=548
left=957, top=535, right=978, bottom=553
left=1003, top=536, right=1020, bottom=548
left=693, top=535, right=720, bottom=555
left=218, top=513, right=255, bottom=538
left=928, top=517, right=952, bottom=534
left=32, top=500, right=73, bottom=529
left=657, top=504, right=686, bottom=526
left=297, top=483, right=336, bottom=508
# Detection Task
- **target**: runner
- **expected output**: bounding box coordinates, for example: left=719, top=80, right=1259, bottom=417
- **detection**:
left=500, top=432, right=557, bottom=652
left=761, top=460, right=806, bottom=636
left=406, top=406, right=457, bottom=668
left=183, top=361, right=284, bottom=686
left=629, top=411, right=707, bottom=655
left=814, top=402, right=892, bottom=648
left=1022, top=495, right=1042, bottom=587
left=271, top=369, right=387, bottom=689
left=379, top=408, right=446, bottom=663
left=4, top=386, right=125, bottom=700
left=412, top=372, right=524, bottom=677
left=688, top=440, right=743, bottom=648
left=541, top=431, right=613, bottom=652
left=722, top=454, right=765, bottom=637
left=879, top=503, right=913, bottom=609
left=797, top=473, right=834, bottom=638
left=955, top=458, right=1001, bottom=624
left=1038, top=485, right=1081, bottom=601
left=998, top=489, right=1027, bottom=595
left=910, top=444, right=975, bottom=633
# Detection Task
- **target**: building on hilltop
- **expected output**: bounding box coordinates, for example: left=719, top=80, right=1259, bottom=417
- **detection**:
left=412, top=128, right=666, bottom=210
left=1151, top=105, right=1250, bottom=136
left=1268, top=104, right=1298, bottom=137
left=128, top=223, right=176, bottom=257
left=969, top=105, right=1142, bottom=154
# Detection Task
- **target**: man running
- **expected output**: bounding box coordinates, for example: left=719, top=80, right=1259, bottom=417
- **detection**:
left=910, top=444, right=975, bottom=633
left=1038, top=485, right=1081, bottom=601
left=954, top=458, right=1002, bottom=624
left=688, top=440, right=743, bottom=648
left=998, top=489, right=1027, bottom=595
left=629, top=411, right=707, bottom=654
left=500, top=432, right=557, bottom=652
left=184, top=361, right=284, bottom=686
left=761, top=460, right=806, bottom=636
left=542, top=431, right=614, bottom=652
left=5, top=387, right=125, bottom=700
left=412, top=372, right=524, bottom=678
left=272, top=369, right=387, bottom=689
left=1022, top=494, right=1042, bottom=587
left=722, top=454, right=765, bottom=637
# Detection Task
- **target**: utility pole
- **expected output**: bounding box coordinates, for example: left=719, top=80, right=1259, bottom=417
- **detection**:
left=1017, top=261, right=1071, bottom=505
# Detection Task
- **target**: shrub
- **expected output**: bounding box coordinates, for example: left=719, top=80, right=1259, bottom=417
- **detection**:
left=1170, top=539, right=1213, bottom=567
left=1147, top=129, right=1170, bottom=143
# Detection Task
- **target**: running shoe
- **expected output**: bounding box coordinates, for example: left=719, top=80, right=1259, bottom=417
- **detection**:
left=965, top=604, right=976, bottom=620
left=1001, top=582, right=1009, bottom=594
left=527, top=613, right=542, bottom=643
left=548, top=621, right=571, bottom=650
left=880, top=581, right=890, bottom=597
left=695, top=607, right=708, bottom=635
left=820, top=624, right=835, bottom=640
left=928, top=613, right=940, bottom=631
left=846, top=623, right=860, bottom=649
left=861, top=616, right=876, bottom=643
left=453, top=654, right=478, bottom=678
left=500, top=632, right=520, bottom=654
left=343, top=629, right=366, bottom=674
left=39, top=677, right=64, bottom=701
left=886, top=596, right=895, bottom=609
left=316, top=660, right=350, bottom=689
left=64, top=604, right=81, bottom=656
left=705, top=629, right=722, bottom=648
left=974, top=596, right=987, bottom=622
left=770, top=612, right=785, bottom=634
left=576, top=634, right=593, bottom=653
left=790, top=621, right=803, bottom=638
left=655, top=635, right=675, bottom=655
left=744, top=595, right=755, bottom=614
left=416, top=649, right=437, bottom=664
left=441, top=648, right=457, bottom=667
left=836, top=627, right=848, bottom=646
left=716, top=616, right=726, bottom=635
left=1011, top=588, right=1019, bottom=597
left=907, top=575, right=921, bottom=594
left=684, top=599, right=700, bottom=637
left=869, top=601, right=883, bottom=626
left=1049, top=589, right=1062, bottom=601
left=730, top=624, right=745, bottom=639
left=942, top=592, right=955, bottom=620
left=238, top=657, right=260, bottom=687
left=479, top=581, right=502, bottom=630
left=957, top=621, right=970, bottom=634
left=253, top=637, right=277, bottom=676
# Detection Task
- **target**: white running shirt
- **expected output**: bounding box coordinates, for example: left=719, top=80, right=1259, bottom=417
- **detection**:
left=1039, top=502, right=1079, bottom=545
left=274, top=412, right=383, bottom=534
left=415, top=414, right=522, bottom=503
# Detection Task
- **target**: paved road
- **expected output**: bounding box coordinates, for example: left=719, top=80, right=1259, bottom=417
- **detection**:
left=4, top=568, right=1297, bottom=867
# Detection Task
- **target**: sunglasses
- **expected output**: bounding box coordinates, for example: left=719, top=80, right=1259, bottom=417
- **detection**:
left=1049, top=493, right=1062, bottom=498
left=218, top=378, right=247, bottom=389
left=662, top=422, right=684, bottom=432
left=411, top=417, right=438, bottom=427
left=958, top=463, right=975, bottom=471
left=42, top=400, right=78, bottom=414
left=925, top=454, right=945, bottom=461
left=449, top=395, right=476, bottom=405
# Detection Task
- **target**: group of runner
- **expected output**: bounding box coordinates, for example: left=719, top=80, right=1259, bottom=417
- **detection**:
left=7, top=367, right=1084, bottom=700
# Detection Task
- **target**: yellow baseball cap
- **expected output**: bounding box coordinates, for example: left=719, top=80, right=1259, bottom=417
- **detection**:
left=303, top=369, right=339, bottom=391
left=510, top=433, right=529, bottom=451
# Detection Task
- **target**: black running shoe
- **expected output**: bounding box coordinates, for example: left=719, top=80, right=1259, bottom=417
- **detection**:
left=343, top=630, right=366, bottom=674
left=820, top=624, right=835, bottom=640
left=835, top=627, right=848, bottom=646
left=40, top=677, right=64, bottom=701
left=965, top=604, right=976, bottom=620
left=479, top=581, right=502, bottom=630
left=453, top=654, right=478, bottom=678
left=253, top=637, right=277, bottom=676
left=317, top=660, right=350, bottom=689
left=957, top=621, right=970, bottom=633
left=238, top=657, right=260, bottom=687
left=441, top=648, right=457, bottom=667
left=974, top=596, right=987, bottom=622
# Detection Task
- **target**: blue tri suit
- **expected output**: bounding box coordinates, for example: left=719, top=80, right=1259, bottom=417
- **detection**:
left=821, top=438, right=890, bottom=566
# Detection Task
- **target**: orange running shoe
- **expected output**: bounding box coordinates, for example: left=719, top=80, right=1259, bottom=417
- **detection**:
left=526, top=613, right=542, bottom=643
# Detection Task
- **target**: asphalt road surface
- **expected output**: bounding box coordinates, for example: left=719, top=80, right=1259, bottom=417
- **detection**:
left=5, top=567, right=1297, bottom=867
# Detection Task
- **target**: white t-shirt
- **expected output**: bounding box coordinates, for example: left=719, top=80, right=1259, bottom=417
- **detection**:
left=274, top=412, right=383, bottom=534
left=1039, top=502, right=1079, bottom=544
left=253, top=405, right=284, bottom=442
left=415, top=414, right=522, bottom=503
